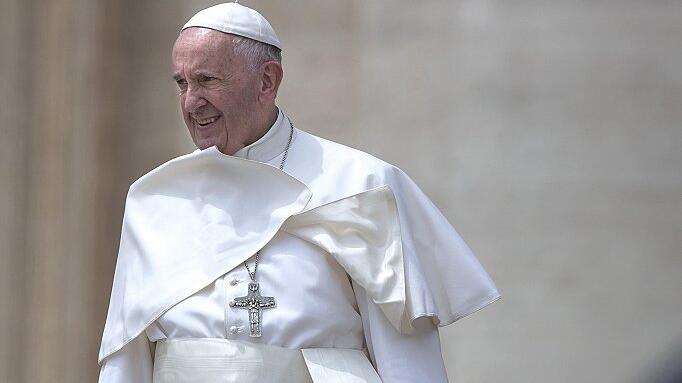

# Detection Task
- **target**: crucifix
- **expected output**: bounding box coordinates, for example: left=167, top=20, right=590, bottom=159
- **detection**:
left=230, top=281, right=276, bottom=337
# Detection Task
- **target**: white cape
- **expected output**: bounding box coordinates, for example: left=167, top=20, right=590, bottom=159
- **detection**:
left=99, top=145, right=499, bottom=363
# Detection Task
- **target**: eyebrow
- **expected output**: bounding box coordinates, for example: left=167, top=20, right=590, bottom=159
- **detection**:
left=196, top=71, right=220, bottom=78
left=172, top=72, right=221, bottom=81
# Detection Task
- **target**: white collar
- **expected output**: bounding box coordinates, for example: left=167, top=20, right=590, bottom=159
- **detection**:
left=233, top=109, right=290, bottom=163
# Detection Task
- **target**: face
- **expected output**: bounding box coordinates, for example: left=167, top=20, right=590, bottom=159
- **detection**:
left=172, top=28, right=260, bottom=154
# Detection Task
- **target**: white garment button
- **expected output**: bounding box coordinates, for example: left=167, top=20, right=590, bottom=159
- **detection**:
left=229, top=300, right=236, bottom=307
left=229, top=278, right=240, bottom=286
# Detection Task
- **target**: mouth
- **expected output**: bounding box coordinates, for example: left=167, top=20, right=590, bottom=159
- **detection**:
left=193, top=115, right=221, bottom=128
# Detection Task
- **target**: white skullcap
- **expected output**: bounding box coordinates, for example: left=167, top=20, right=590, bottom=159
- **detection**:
left=182, top=3, right=282, bottom=50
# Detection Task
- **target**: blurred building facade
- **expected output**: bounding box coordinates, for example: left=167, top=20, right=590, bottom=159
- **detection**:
left=1, top=1, right=680, bottom=382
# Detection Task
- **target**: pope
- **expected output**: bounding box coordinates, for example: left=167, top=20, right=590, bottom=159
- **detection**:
left=97, top=3, right=500, bottom=383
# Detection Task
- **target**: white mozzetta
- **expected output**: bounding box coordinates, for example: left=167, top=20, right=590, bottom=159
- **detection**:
left=98, top=110, right=499, bottom=383
left=98, top=144, right=312, bottom=362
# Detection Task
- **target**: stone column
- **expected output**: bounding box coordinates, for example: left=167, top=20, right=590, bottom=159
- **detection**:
left=0, top=0, right=188, bottom=381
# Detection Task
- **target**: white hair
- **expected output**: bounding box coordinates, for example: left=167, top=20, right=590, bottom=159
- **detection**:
left=231, top=35, right=282, bottom=69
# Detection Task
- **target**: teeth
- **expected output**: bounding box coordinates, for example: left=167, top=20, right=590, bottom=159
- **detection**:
left=196, top=116, right=219, bottom=125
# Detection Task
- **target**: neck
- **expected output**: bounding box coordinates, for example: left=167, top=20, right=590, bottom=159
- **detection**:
left=222, top=105, right=279, bottom=156
left=244, top=106, right=278, bottom=148
left=231, top=108, right=290, bottom=163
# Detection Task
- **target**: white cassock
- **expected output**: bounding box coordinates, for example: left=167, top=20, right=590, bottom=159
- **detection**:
left=97, top=109, right=500, bottom=383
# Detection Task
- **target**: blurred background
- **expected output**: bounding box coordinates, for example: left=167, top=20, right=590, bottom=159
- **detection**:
left=1, top=0, right=681, bottom=382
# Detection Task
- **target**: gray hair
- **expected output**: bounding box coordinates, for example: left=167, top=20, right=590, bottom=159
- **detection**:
left=231, top=35, right=282, bottom=69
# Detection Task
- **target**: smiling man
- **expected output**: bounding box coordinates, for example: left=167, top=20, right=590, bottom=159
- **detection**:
left=97, top=3, right=499, bottom=383
left=172, top=25, right=282, bottom=155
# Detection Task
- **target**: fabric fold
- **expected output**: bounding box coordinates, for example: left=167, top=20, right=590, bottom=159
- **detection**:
left=98, top=147, right=312, bottom=363
left=283, top=184, right=499, bottom=334
left=283, top=186, right=408, bottom=332
left=302, top=348, right=382, bottom=383
left=99, top=144, right=500, bottom=364
left=152, top=338, right=381, bottom=383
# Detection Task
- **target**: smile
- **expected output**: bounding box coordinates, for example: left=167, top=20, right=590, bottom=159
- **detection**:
left=195, top=115, right=220, bottom=127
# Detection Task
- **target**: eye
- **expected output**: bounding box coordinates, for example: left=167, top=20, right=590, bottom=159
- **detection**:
left=175, top=78, right=187, bottom=91
left=199, top=75, right=219, bottom=83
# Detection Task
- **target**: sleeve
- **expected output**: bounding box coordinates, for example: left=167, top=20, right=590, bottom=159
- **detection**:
left=384, top=166, right=500, bottom=329
left=354, top=281, right=449, bottom=383
left=98, top=334, right=154, bottom=383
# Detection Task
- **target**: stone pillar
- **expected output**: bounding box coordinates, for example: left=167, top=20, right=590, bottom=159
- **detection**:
left=0, top=0, right=31, bottom=381
left=0, top=0, right=188, bottom=381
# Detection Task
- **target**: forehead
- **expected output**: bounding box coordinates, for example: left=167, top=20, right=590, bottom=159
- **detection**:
left=172, top=28, right=236, bottom=72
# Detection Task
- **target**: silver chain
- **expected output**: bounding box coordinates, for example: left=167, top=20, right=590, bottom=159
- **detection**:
left=244, top=251, right=259, bottom=281
left=244, top=119, right=295, bottom=280
left=278, top=120, right=294, bottom=171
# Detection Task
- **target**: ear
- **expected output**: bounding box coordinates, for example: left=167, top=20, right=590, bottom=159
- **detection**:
left=258, top=61, right=283, bottom=104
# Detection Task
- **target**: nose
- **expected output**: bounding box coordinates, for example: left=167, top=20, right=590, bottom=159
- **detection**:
left=183, top=84, right=207, bottom=114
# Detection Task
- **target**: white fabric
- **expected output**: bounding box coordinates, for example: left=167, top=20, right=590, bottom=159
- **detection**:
left=182, top=3, right=282, bottom=50
left=98, top=332, right=154, bottom=383
left=98, top=110, right=500, bottom=383
left=98, top=143, right=312, bottom=362
left=354, top=288, right=451, bottom=382
left=282, top=186, right=407, bottom=333
left=302, top=348, right=382, bottom=383
left=153, top=339, right=313, bottom=383
left=233, top=107, right=288, bottom=161
left=152, top=338, right=383, bottom=383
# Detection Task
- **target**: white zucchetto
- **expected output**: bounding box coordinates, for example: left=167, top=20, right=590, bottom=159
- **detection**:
left=182, top=2, right=282, bottom=50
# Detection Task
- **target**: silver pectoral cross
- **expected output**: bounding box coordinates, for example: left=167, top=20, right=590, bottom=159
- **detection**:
left=230, top=282, right=276, bottom=337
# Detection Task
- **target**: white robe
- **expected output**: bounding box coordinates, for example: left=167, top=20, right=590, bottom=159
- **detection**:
left=98, top=110, right=500, bottom=382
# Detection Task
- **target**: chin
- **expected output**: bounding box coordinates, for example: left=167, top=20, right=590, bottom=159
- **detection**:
left=194, top=138, right=220, bottom=151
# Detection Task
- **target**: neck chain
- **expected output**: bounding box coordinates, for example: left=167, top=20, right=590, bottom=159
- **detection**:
left=278, top=120, right=294, bottom=171
left=244, top=119, right=293, bottom=279
left=233, top=119, right=294, bottom=338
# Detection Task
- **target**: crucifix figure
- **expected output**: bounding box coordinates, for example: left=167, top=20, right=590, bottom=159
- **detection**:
left=230, top=281, right=276, bottom=337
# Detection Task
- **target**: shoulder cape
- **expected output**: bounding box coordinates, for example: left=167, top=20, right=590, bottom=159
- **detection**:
left=98, top=147, right=499, bottom=363
left=283, top=182, right=500, bottom=335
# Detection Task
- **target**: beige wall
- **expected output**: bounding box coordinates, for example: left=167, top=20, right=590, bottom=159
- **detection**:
left=1, top=1, right=680, bottom=382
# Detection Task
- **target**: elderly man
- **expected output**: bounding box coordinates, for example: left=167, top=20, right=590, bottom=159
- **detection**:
left=98, top=3, right=499, bottom=383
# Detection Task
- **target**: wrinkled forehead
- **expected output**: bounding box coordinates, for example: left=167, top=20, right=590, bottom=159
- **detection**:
left=173, top=27, right=234, bottom=56
left=172, top=28, right=236, bottom=70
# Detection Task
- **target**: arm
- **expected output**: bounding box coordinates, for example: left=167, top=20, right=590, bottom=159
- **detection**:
left=98, top=334, right=154, bottom=383
left=354, top=281, right=450, bottom=383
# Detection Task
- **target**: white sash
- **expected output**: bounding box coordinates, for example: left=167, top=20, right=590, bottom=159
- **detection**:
left=153, top=338, right=382, bottom=383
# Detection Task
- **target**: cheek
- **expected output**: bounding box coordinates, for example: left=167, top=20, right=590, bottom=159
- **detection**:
left=213, top=94, right=238, bottom=116
left=179, top=95, right=188, bottom=113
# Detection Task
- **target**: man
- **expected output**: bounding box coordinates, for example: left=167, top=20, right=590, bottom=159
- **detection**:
left=98, top=3, right=499, bottom=383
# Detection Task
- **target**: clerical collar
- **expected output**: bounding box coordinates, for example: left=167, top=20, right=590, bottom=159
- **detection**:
left=233, top=109, right=290, bottom=163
